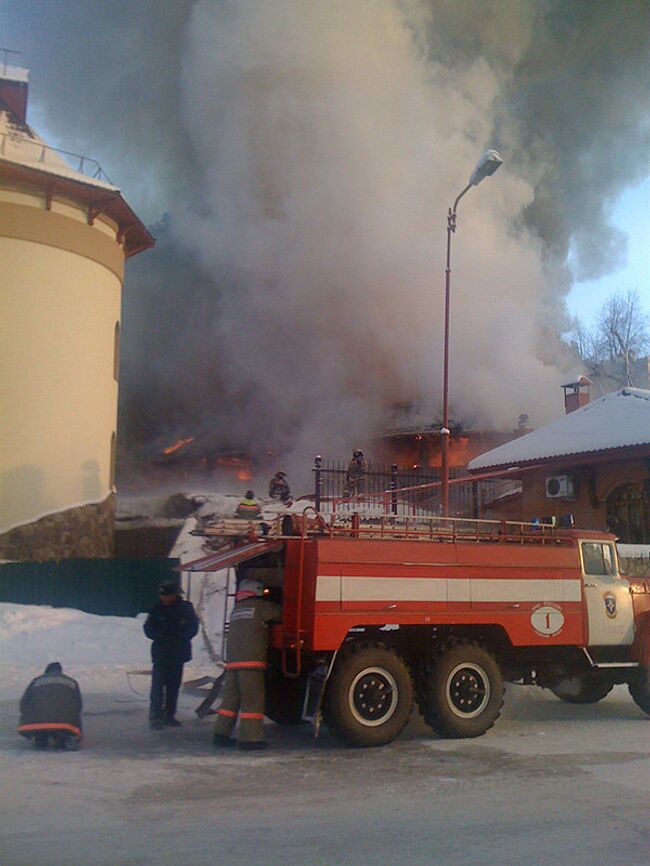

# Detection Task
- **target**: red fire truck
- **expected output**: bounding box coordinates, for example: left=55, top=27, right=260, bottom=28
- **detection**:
left=183, top=511, right=650, bottom=747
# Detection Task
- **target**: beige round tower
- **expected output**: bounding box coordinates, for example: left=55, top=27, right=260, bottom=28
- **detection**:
left=0, top=65, right=153, bottom=560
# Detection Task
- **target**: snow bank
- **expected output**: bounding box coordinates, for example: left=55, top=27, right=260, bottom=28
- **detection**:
left=0, top=602, right=148, bottom=668
left=0, top=592, right=221, bottom=699
left=0, top=601, right=153, bottom=699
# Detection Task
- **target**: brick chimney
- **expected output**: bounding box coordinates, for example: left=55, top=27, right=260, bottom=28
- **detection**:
left=0, top=65, right=29, bottom=123
left=562, top=375, right=591, bottom=414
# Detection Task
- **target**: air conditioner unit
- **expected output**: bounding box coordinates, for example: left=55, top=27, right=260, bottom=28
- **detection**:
left=545, top=475, right=575, bottom=499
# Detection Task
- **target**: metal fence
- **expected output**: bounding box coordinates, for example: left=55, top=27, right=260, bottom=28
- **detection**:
left=312, top=456, right=520, bottom=519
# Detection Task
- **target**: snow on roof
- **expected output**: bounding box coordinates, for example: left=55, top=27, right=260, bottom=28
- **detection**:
left=0, top=109, right=117, bottom=191
left=469, top=388, right=650, bottom=471
left=562, top=374, right=592, bottom=387
left=1, top=64, right=29, bottom=84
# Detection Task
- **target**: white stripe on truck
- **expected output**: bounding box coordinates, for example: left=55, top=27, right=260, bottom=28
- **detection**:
left=315, top=575, right=582, bottom=604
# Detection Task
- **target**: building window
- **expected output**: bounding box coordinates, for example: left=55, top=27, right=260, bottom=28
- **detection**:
left=113, top=321, right=120, bottom=382
left=606, top=483, right=650, bottom=544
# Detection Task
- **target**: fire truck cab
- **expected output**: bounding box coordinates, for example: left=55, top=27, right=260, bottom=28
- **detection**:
left=185, top=512, right=650, bottom=747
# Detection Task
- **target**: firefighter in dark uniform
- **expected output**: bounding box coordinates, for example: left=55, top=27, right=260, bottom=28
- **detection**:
left=18, top=662, right=83, bottom=750
left=213, top=577, right=282, bottom=750
left=344, top=449, right=368, bottom=497
left=268, top=471, right=291, bottom=503
left=235, top=490, right=262, bottom=519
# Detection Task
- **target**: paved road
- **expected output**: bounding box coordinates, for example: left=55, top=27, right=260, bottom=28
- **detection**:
left=2, top=684, right=650, bottom=866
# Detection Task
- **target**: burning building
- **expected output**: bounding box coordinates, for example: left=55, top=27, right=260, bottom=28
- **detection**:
left=0, top=61, right=154, bottom=561
left=151, top=436, right=255, bottom=483
left=375, top=402, right=530, bottom=474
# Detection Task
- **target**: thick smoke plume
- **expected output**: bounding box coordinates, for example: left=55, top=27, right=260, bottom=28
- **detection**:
left=5, top=1, right=650, bottom=481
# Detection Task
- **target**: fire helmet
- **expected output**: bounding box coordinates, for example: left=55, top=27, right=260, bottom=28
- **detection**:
left=245, top=489, right=255, bottom=499
left=353, top=449, right=364, bottom=459
left=239, top=578, right=265, bottom=597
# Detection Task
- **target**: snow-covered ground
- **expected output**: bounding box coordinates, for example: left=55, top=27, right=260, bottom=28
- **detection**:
left=3, top=601, right=650, bottom=865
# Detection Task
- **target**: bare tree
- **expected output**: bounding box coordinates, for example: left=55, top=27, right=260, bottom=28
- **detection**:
left=570, top=317, right=601, bottom=375
left=570, top=290, right=650, bottom=387
left=598, top=291, right=649, bottom=385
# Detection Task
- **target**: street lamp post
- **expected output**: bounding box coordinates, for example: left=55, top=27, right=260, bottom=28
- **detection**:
left=440, top=149, right=503, bottom=518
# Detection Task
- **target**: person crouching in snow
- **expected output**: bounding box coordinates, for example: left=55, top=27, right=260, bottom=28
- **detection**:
left=144, top=581, right=199, bottom=730
left=235, top=489, right=262, bottom=519
left=18, top=662, right=83, bottom=750
left=212, top=578, right=281, bottom=751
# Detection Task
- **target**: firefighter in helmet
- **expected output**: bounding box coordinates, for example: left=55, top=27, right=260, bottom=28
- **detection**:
left=344, top=449, right=368, bottom=497
left=212, top=577, right=282, bottom=750
left=268, top=470, right=291, bottom=504
left=235, top=490, right=262, bottom=519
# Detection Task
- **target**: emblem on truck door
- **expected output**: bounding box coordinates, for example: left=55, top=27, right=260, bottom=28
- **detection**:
left=603, top=592, right=617, bottom=618
left=530, top=604, right=565, bottom=637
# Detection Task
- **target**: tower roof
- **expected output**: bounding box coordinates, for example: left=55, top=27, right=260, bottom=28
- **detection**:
left=0, top=65, right=154, bottom=257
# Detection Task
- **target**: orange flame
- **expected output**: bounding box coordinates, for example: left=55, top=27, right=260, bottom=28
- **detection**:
left=237, top=469, right=253, bottom=481
left=216, top=456, right=248, bottom=468
left=162, top=437, right=194, bottom=455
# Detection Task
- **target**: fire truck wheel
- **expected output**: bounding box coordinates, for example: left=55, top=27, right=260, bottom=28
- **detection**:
left=628, top=667, right=650, bottom=716
left=323, top=642, right=414, bottom=747
left=423, top=642, right=504, bottom=738
left=550, top=675, right=614, bottom=704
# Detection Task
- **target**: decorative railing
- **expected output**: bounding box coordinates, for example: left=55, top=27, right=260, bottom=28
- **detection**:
left=0, top=131, right=114, bottom=184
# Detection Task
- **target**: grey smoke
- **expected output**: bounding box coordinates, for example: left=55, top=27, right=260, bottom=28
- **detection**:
left=4, top=0, right=650, bottom=478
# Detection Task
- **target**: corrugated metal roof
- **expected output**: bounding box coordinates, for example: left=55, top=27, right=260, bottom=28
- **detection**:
left=468, top=388, right=650, bottom=471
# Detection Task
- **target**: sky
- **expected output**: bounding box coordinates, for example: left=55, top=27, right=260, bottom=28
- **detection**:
left=567, top=179, right=650, bottom=329
left=3, top=0, right=650, bottom=471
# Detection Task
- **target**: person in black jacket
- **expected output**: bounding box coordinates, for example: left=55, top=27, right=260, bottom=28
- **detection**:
left=18, top=661, right=83, bottom=750
left=144, top=581, right=199, bottom=730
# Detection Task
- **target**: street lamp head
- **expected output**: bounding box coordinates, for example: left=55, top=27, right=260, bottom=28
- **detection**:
left=469, top=149, right=503, bottom=186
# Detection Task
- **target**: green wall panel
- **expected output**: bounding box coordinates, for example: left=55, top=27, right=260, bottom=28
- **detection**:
left=0, top=559, right=180, bottom=617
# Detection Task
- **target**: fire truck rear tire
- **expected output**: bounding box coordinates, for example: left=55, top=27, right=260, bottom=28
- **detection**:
left=423, top=642, right=504, bottom=738
left=628, top=667, right=650, bottom=715
left=550, top=675, right=614, bottom=704
left=323, top=642, right=414, bottom=747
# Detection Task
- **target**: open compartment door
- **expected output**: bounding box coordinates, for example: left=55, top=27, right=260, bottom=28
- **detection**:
left=179, top=540, right=284, bottom=573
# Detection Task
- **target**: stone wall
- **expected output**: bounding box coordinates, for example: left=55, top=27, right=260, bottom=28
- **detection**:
left=0, top=495, right=115, bottom=561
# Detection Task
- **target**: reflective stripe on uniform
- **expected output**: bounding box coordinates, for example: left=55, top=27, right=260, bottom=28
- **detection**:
left=239, top=712, right=264, bottom=720
left=31, top=675, right=78, bottom=690
left=217, top=708, right=237, bottom=718
left=18, top=722, right=81, bottom=736
left=230, top=607, right=255, bottom=622
left=225, top=661, right=267, bottom=670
